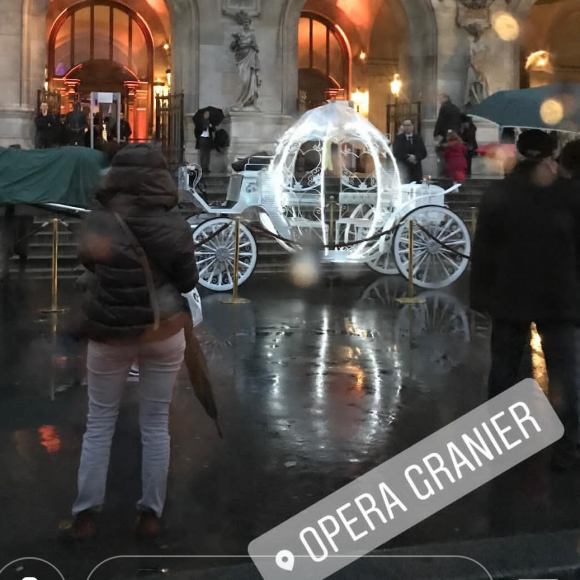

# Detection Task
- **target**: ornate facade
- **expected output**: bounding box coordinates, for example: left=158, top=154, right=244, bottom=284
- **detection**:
left=0, top=0, right=576, bottom=173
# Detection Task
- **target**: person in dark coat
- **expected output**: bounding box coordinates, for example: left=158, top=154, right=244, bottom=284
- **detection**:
left=434, top=93, right=462, bottom=144
left=34, top=102, right=56, bottom=149
left=460, top=114, right=478, bottom=178
left=470, top=129, right=580, bottom=470
left=392, top=119, right=427, bottom=183
left=109, top=112, right=133, bottom=143
left=58, top=143, right=198, bottom=542
left=65, top=102, right=88, bottom=146
left=195, top=111, right=216, bottom=175
left=56, top=114, right=68, bottom=147
left=434, top=93, right=462, bottom=177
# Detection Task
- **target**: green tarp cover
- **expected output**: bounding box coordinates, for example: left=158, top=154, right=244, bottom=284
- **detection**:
left=0, top=146, right=109, bottom=208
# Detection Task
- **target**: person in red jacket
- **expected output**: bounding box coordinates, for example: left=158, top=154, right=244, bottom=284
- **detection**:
left=443, top=130, right=468, bottom=183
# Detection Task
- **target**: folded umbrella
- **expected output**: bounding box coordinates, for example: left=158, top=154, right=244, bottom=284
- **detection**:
left=193, top=106, right=225, bottom=128
left=470, top=83, right=580, bottom=132
left=183, top=315, right=223, bottom=438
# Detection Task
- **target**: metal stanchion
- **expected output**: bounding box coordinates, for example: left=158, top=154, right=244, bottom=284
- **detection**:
left=329, top=196, right=336, bottom=246
left=41, top=218, right=66, bottom=314
left=470, top=206, right=478, bottom=239
left=222, top=217, right=251, bottom=305
left=397, top=220, right=426, bottom=306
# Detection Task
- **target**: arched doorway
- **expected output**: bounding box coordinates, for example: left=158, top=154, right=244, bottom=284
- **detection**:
left=281, top=0, right=437, bottom=126
left=48, top=0, right=155, bottom=140
left=298, top=12, right=351, bottom=109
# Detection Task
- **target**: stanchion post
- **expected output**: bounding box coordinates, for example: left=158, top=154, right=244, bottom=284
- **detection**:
left=41, top=218, right=66, bottom=314
left=397, top=220, right=426, bottom=306
left=222, top=217, right=251, bottom=305
left=470, top=206, right=477, bottom=239
left=329, top=196, right=335, bottom=246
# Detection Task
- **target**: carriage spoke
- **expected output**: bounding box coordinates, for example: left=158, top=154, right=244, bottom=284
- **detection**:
left=441, top=239, right=467, bottom=247
left=199, top=260, right=216, bottom=278
left=433, top=218, right=453, bottom=240
left=412, top=251, right=429, bottom=279
left=438, top=227, right=463, bottom=244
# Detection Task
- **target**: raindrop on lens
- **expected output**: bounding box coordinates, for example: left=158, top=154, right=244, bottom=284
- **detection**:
left=540, top=98, right=564, bottom=125
left=493, top=12, right=520, bottom=41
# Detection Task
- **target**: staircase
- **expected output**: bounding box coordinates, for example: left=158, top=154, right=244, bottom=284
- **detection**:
left=2, top=176, right=495, bottom=280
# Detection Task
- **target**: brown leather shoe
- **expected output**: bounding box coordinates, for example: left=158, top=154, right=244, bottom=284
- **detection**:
left=135, top=509, right=161, bottom=539
left=58, top=510, right=97, bottom=542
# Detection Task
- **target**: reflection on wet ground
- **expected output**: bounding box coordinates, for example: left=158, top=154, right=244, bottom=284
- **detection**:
left=0, top=273, right=575, bottom=580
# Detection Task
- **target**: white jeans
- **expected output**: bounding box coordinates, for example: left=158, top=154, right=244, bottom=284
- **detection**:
left=73, top=331, right=185, bottom=518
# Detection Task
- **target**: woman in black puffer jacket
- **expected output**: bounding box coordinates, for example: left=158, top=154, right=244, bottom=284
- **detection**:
left=59, top=144, right=198, bottom=542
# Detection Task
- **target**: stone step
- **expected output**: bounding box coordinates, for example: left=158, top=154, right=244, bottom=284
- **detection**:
left=4, top=175, right=495, bottom=279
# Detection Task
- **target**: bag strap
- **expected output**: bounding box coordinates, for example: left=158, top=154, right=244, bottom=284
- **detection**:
left=113, top=212, right=160, bottom=331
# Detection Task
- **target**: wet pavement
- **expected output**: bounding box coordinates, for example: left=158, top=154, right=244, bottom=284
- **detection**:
left=0, top=271, right=579, bottom=579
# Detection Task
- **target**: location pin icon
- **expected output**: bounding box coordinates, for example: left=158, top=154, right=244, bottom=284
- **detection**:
left=275, top=550, right=295, bottom=572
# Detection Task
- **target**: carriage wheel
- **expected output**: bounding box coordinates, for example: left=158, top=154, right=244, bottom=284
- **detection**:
left=366, top=236, right=398, bottom=275
left=343, top=205, right=398, bottom=275
left=193, top=217, right=258, bottom=292
left=396, top=291, right=471, bottom=376
left=393, top=206, right=471, bottom=290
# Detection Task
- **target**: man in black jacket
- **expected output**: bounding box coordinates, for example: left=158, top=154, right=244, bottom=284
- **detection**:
left=434, top=93, right=462, bottom=176
left=194, top=111, right=216, bottom=175
left=65, top=102, right=88, bottom=146
left=470, top=129, right=580, bottom=469
left=434, top=93, right=462, bottom=144
left=34, top=102, right=56, bottom=149
left=109, top=112, right=133, bottom=143
left=393, top=119, right=427, bottom=183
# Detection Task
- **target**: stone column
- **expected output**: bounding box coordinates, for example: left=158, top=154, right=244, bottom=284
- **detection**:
left=0, top=0, right=35, bottom=148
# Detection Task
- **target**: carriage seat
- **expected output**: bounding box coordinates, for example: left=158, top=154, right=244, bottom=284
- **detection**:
left=338, top=191, right=377, bottom=206
left=227, top=174, right=243, bottom=203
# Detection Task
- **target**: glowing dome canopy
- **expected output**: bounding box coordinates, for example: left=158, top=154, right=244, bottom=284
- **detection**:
left=269, top=101, right=402, bottom=262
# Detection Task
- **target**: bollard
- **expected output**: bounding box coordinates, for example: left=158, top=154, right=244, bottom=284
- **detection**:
left=470, top=206, right=478, bottom=239
left=397, top=220, right=426, bottom=306
left=41, top=218, right=66, bottom=314
left=222, top=217, right=251, bottom=305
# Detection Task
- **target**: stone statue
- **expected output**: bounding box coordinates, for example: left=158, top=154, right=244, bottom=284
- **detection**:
left=464, top=24, right=489, bottom=107
left=230, top=11, right=261, bottom=110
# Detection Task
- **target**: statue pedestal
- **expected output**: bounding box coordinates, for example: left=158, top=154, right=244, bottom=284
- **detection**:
left=222, top=110, right=294, bottom=168
left=0, top=106, right=34, bottom=148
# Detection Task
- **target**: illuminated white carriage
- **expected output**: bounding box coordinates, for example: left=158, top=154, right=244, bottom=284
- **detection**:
left=181, top=102, right=471, bottom=292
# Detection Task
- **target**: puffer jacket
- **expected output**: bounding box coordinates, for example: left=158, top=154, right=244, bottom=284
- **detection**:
left=79, top=144, right=198, bottom=343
